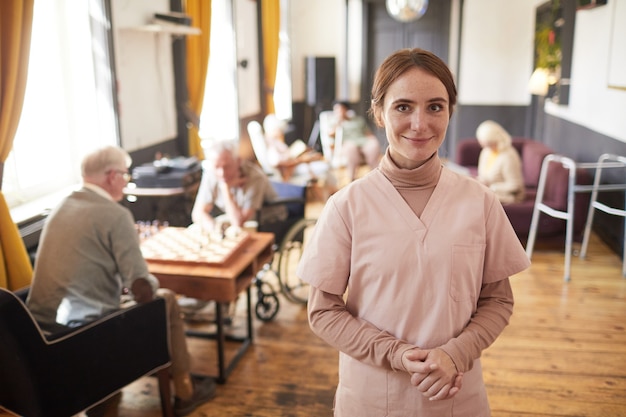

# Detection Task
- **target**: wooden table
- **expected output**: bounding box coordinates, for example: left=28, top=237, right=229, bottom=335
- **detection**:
left=144, top=232, right=275, bottom=383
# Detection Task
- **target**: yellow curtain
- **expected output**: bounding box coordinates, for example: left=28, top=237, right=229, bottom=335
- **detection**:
left=185, top=0, right=212, bottom=159
left=261, top=0, right=280, bottom=114
left=0, top=0, right=35, bottom=290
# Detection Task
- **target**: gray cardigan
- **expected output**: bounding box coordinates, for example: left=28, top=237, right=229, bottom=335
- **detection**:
left=27, top=187, right=158, bottom=327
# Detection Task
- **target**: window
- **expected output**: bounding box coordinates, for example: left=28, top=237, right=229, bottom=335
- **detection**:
left=3, top=0, right=117, bottom=219
left=273, top=0, right=293, bottom=121
left=199, top=0, right=239, bottom=144
left=199, top=0, right=293, bottom=146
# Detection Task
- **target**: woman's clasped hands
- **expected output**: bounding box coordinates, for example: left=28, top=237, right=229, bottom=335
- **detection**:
left=402, top=347, right=464, bottom=401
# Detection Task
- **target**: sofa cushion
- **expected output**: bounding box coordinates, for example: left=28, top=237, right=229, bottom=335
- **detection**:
left=541, top=159, right=570, bottom=210
left=521, top=140, right=554, bottom=189
left=455, top=138, right=482, bottom=167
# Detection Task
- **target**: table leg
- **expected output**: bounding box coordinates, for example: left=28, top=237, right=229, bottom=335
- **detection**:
left=214, top=301, right=226, bottom=383
left=185, top=287, right=254, bottom=384
left=246, top=286, right=253, bottom=343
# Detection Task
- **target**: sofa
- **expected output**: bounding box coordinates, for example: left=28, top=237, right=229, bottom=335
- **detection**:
left=455, top=137, right=591, bottom=242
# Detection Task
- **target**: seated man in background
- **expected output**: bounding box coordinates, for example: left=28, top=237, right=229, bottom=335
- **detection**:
left=191, top=140, right=287, bottom=234
left=26, top=145, right=216, bottom=417
left=328, top=100, right=381, bottom=182
left=475, top=120, right=525, bottom=204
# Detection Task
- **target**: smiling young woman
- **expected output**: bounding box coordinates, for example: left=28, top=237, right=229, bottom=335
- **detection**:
left=297, top=48, right=530, bottom=417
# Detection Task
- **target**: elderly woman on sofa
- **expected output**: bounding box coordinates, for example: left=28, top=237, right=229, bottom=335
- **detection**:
left=475, top=120, right=525, bottom=204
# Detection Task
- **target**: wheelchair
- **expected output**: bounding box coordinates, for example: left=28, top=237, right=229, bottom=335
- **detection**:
left=253, top=181, right=318, bottom=321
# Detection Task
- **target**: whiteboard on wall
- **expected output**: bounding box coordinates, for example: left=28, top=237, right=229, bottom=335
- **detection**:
left=608, top=0, right=626, bottom=89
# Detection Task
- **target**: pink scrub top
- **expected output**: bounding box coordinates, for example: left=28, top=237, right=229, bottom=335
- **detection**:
left=298, top=168, right=530, bottom=416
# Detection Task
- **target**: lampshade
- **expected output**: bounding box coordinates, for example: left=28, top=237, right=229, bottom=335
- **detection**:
left=386, top=0, right=429, bottom=23
left=528, top=68, right=550, bottom=96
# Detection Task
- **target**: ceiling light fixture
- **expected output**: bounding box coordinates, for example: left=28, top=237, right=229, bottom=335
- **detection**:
left=386, top=0, right=429, bottom=23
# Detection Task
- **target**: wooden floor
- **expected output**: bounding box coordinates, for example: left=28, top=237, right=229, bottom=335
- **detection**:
left=109, top=207, right=626, bottom=417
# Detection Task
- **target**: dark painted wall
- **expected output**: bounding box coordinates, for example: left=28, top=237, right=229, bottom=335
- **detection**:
left=543, top=115, right=625, bottom=256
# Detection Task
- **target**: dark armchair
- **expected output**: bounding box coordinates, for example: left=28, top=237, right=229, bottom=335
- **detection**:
left=0, top=287, right=174, bottom=417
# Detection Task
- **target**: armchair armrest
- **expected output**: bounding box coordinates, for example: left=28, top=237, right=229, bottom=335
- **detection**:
left=42, top=299, right=171, bottom=410
left=0, top=289, right=170, bottom=416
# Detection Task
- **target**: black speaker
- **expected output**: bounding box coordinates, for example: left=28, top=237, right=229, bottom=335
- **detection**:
left=305, top=56, right=336, bottom=107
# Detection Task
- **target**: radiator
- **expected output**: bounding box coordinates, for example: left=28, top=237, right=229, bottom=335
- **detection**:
left=18, top=212, right=49, bottom=252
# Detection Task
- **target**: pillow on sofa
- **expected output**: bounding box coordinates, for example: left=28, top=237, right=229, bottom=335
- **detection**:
left=520, top=140, right=554, bottom=189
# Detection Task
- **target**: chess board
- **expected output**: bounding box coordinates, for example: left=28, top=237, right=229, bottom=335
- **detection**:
left=141, top=226, right=252, bottom=266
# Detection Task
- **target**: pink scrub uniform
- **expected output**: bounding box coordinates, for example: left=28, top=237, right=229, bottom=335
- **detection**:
left=298, top=167, right=530, bottom=416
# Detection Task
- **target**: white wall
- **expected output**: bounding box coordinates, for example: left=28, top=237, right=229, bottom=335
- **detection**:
left=546, top=2, right=626, bottom=143
left=607, top=0, right=626, bottom=89
left=111, top=0, right=178, bottom=152
left=346, top=0, right=364, bottom=102
left=289, top=0, right=345, bottom=102
left=236, top=0, right=260, bottom=118
left=457, top=0, right=536, bottom=105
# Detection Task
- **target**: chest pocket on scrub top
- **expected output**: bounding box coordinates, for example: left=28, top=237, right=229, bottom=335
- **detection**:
left=449, top=244, right=485, bottom=302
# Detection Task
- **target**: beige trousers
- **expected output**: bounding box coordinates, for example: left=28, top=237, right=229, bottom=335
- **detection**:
left=156, top=288, right=192, bottom=376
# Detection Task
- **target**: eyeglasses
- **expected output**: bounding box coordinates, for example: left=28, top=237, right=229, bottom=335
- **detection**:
left=108, top=169, right=131, bottom=182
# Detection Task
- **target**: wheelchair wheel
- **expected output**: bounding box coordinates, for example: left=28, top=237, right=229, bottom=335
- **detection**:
left=254, top=277, right=280, bottom=322
left=255, top=293, right=279, bottom=322
left=276, top=217, right=317, bottom=304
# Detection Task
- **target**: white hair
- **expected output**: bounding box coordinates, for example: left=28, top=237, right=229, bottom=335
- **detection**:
left=202, top=139, right=239, bottom=161
left=81, top=145, right=131, bottom=178
left=476, top=120, right=512, bottom=152
left=263, top=114, right=287, bottom=135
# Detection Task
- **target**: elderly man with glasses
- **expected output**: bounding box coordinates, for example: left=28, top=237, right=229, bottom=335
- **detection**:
left=27, top=145, right=216, bottom=417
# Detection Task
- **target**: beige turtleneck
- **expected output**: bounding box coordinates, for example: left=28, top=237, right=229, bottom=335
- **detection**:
left=378, top=148, right=442, bottom=218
